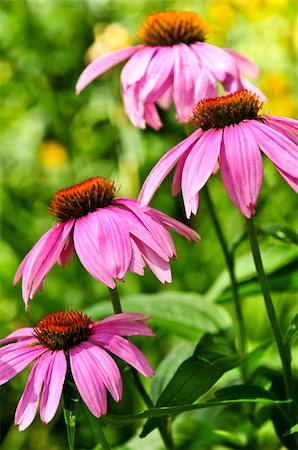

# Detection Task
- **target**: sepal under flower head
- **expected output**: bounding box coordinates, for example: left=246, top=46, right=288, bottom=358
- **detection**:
left=0, top=311, right=154, bottom=430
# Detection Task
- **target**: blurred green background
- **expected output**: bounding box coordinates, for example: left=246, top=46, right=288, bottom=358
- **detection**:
left=0, top=0, right=297, bottom=449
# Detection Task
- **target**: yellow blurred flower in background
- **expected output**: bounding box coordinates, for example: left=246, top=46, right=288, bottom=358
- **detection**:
left=86, top=23, right=131, bottom=63
left=39, top=140, right=68, bottom=168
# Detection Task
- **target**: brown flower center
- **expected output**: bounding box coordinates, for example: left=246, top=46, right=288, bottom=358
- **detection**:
left=137, top=11, right=210, bottom=46
left=48, top=176, right=116, bottom=221
left=190, top=90, right=264, bottom=130
left=34, top=310, right=93, bottom=351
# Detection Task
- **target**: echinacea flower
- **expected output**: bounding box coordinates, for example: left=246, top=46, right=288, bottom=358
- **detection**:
left=0, top=310, right=154, bottom=430
left=14, top=176, right=199, bottom=307
left=75, top=11, right=262, bottom=129
left=139, top=90, right=298, bottom=218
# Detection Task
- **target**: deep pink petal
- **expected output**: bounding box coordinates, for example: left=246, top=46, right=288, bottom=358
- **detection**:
left=70, top=344, right=107, bottom=417
left=14, top=352, right=51, bottom=430
left=220, top=123, right=263, bottom=217
left=73, top=215, right=116, bottom=288
left=0, top=344, right=46, bottom=385
left=78, top=341, right=122, bottom=402
left=172, top=148, right=191, bottom=196
left=250, top=120, right=298, bottom=178
left=98, top=312, right=150, bottom=324
left=151, top=209, right=200, bottom=242
left=93, top=334, right=154, bottom=377
left=93, top=313, right=154, bottom=337
left=0, top=328, right=34, bottom=345
left=58, top=239, right=74, bottom=266
left=129, top=239, right=145, bottom=275
left=133, top=238, right=172, bottom=283
left=76, top=45, right=143, bottom=94
left=138, top=129, right=203, bottom=207
left=0, top=338, right=37, bottom=358
left=224, top=48, right=260, bottom=78
left=40, top=351, right=67, bottom=423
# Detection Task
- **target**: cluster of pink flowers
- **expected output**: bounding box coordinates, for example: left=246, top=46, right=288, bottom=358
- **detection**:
left=1, top=9, right=297, bottom=434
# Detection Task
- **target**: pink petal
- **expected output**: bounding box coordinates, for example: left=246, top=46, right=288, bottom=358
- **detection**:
left=133, top=238, right=172, bottom=284
left=152, top=209, right=200, bottom=242
left=250, top=120, right=298, bottom=178
left=138, top=129, right=203, bottom=207
left=99, top=312, right=150, bottom=324
left=240, top=77, right=267, bottom=102
left=73, top=215, right=116, bottom=288
left=172, top=144, right=191, bottom=196
left=121, top=46, right=157, bottom=89
left=173, top=43, right=199, bottom=122
left=140, top=46, right=174, bottom=103
left=76, top=45, right=143, bottom=94
left=94, top=334, right=154, bottom=377
left=129, top=239, right=146, bottom=275
left=58, top=239, right=74, bottom=266
left=70, top=344, right=107, bottom=417
left=122, top=83, right=146, bottom=129
left=143, top=103, right=162, bottom=130
left=224, top=48, right=260, bottom=78
left=0, top=338, right=37, bottom=358
left=220, top=123, right=263, bottom=218
left=109, top=206, right=169, bottom=261
left=0, top=328, right=34, bottom=345
left=78, top=341, right=122, bottom=402
left=157, top=85, right=173, bottom=109
left=14, top=352, right=51, bottom=430
left=0, top=344, right=46, bottom=385
left=263, top=116, right=298, bottom=144
left=92, top=313, right=154, bottom=337
left=194, top=67, right=218, bottom=103
left=40, top=351, right=67, bottom=423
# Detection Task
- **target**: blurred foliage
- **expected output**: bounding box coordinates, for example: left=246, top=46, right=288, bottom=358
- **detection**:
left=0, top=0, right=297, bottom=449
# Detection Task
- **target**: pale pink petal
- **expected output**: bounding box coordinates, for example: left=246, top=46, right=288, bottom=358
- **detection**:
left=240, top=77, right=267, bottom=102
left=99, top=312, right=150, bottom=324
left=138, top=129, right=203, bottom=207
left=157, top=85, right=173, bottom=109
left=192, top=42, right=243, bottom=93
left=129, top=239, right=145, bottom=275
left=0, top=328, right=34, bottom=345
left=134, top=238, right=172, bottom=284
left=224, top=49, right=260, bottom=78
left=94, top=334, right=154, bottom=377
left=109, top=206, right=169, bottom=261
left=76, top=45, right=143, bottom=94
left=40, top=351, right=67, bottom=423
left=115, top=199, right=175, bottom=258
left=143, top=103, right=162, bottom=130
left=58, top=239, right=74, bottom=266
left=194, top=67, right=218, bottom=103
left=152, top=210, right=200, bottom=242
left=70, top=344, right=107, bottom=417
left=122, top=83, right=146, bottom=129
left=78, top=341, right=122, bottom=402
left=0, top=344, right=46, bottom=385
left=92, top=313, right=154, bottom=336
left=173, top=43, right=199, bottom=122
left=264, top=116, right=298, bottom=144
left=73, top=215, right=116, bottom=288
left=120, top=46, right=156, bottom=89
left=172, top=146, right=190, bottom=196
left=250, top=120, right=298, bottom=178
left=14, top=352, right=51, bottom=431
left=140, top=47, right=174, bottom=103
left=220, top=123, right=263, bottom=217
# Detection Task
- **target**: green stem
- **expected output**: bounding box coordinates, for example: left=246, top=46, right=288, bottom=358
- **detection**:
left=245, top=217, right=297, bottom=425
left=203, top=185, right=246, bottom=357
left=108, top=286, right=175, bottom=449
left=87, top=411, right=111, bottom=450
left=63, top=379, right=79, bottom=450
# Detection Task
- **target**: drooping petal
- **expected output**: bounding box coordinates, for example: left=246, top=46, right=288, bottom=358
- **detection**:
left=157, top=84, right=173, bottom=109
left=92, top=313, right=154, bottom=337
left=220, top=123, right=263, bottom=217
left=58, top=239, right=74, bottom=266
left=133, top=238, right=172, bottom=284
left=0, top=344, right=46, bottom=385
left=194, top=67, right=218, bottom=103
left=99, top=312, right=150, bottom=324
left=182, top=129, right=223, bottom=201
left=172, top=148, right=190, bottom=196
left=120, top=46, right=157, bottom=90
left=263, top=116, right=298, bottom=144
left=94, top=334, right=154, bottom=377
left=78, top=341, right=122, bottom=402
left=143, top=103, right=163, bottom=130
left=224, top=48, right=260, bottom=78
left=14, top=352, right=51, bottom=431
left=128, top=239, right=145, bottom=275
left=239, top=77, right=267, bottom=102
left=0, top=338, right=37, bottom=358
left=0, top=328, right=34, bottom=345
left=152, top=209, right=200, bottom=242
left=250, top=120, right=298, bottom=180
left=122, top=83, right=146, bottom=129
left=70, top=344, right=107, bottom=417
left=138, top=129, right=203, bottom=207
left=76, top=45, right=143, bottom=94
left=173, top=43, right=200, bottom=122
left=40, top=350, right=67, bottom=424
left=73, top=215, right=116, bottom=288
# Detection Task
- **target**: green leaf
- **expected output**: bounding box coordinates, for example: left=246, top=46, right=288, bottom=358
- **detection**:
left=285, top=313, right=298, bottom=355
left=63, top=381, right=79, bottom=450
left=100, top=399, right=292, bottom=427
left=205, top=242, right=298, bottom=302
left=283, top=423, right=298, bottom=436
left=86, top=291, right=232, bottom=341
left=258, top=224, right=298, bottom=245
left=140, top=334, right=243, bottom=437
left=214, top=384, right=275, bottom=401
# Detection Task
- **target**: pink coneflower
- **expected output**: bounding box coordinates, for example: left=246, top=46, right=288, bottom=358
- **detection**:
left=14, top=176, right=199, bottom=307
left=75, top=11, right=261, bottom=129
left=139, top=90, right=298, bottom=218
left=0, top=310, right=154, bottom=430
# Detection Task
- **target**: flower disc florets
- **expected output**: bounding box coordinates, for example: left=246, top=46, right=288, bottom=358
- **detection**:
left=190, top=90, right=264, bottom=130
left=137, top=11, right=210, bottom=46
left=48, top=176, right=116, bottom=221
left=34, top=310, right=93, bottom=351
